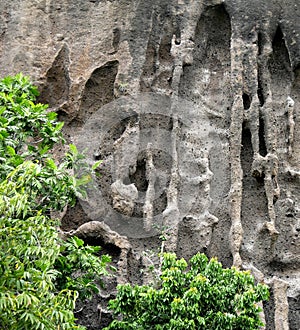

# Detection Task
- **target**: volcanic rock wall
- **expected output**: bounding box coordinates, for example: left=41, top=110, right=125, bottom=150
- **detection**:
left=1, top=0, right=299, bottom=329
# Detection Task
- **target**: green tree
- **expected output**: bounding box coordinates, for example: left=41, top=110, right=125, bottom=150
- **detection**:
left=0, top=73, right=110, bottom=329
left=0, top=73, right=92, bottom=212
left=55, top=236, right=114, bottom=300
left=105, top=252, right=269, bottom=330
left=0, top=164, right=82, bottom=329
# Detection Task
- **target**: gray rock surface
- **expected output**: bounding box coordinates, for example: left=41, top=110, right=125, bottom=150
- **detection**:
left=1, top=0, right=299, bottom=328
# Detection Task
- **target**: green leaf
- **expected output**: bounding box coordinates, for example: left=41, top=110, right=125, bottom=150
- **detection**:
left=6, top=145, right=15, bottom=156
left=69, top=144, right=78, bottom=156
left=47, top=112, right=57, bottom=120
left=46, top=158, right=57, bottom=170
left=92, top=160, right=103, bottom=170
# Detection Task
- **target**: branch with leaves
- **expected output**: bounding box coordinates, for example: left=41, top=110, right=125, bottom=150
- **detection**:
left=0, top=73, right=110, bottom=329
left=105, top=252, right=269, bottom=330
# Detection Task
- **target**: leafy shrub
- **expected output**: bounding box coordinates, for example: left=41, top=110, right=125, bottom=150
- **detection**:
left=105, top=252, right=269, bottom=330
left=0, top=73, right=98, bottom=212
left=0, top=164, right=82, bottom=329
left=55, top=236, right=114, bottom=300
left=0, top=74, right=110, bottom=329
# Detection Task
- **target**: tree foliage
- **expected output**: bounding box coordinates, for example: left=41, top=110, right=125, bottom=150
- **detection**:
left=0, top=165, right=81, bottom=329
left=0, top=73, right=91, bottom=212
left=55, top=236, right=114, bottom=300
left=105, top=252, right=269, bottom=330
left=0, top=73, right=110, bottom=329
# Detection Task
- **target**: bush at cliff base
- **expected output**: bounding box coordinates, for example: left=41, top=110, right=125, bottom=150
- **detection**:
left=104, top=252, right=269, bottom=330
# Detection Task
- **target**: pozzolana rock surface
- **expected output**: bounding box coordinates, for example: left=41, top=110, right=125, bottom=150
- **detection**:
left=0, top=0, right=299, bottom=329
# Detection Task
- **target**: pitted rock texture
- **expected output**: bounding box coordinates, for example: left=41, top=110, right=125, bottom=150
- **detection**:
left=1, top=0, right=300, bottom=329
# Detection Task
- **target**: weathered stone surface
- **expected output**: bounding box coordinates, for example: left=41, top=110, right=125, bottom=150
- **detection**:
left=1, top=0, right=300, bottom=328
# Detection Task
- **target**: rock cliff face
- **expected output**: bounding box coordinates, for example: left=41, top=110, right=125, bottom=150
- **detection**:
left=1, top=0, right=299, bottom=329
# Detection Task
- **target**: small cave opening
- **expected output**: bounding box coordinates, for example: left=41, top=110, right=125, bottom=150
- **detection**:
left=81, top=236, right=121, bottom=262
left=257, top=31, right=264, bottom=57
left=270, top=26, right=291, bottom=72
left=128, top=148, right=170, bottom=219
left=127, top=153, right=149, bottom=218
left=257, top=33, right=266, bottom=107
left=257, top=76, right=265, bottom=107
left=56, top=108, right=69, bottom=123
left=241, top=123, right=254, bottom=175
left=268, top=25, right=293, bottom=94
left=76, top=60, right=119, bottom=124
left=259, top=117, right=268, bottom=157
left=38, top=44, right=70, bottom=108
left=242, top=93, right=252, bottom=110
left=128, top=156, right=148, bottom=192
